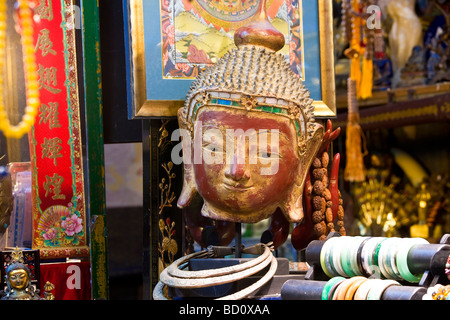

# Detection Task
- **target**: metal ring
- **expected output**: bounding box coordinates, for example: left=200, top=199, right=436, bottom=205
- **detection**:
left=167, top=243, right=271, bottom=279
left=153, top=243, right=277, bottom=300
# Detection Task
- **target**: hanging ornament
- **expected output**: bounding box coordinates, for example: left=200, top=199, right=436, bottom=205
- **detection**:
left=343, top=0, right=376, bottom=100
left=0, top=0, right=39, bottom=139
left=360, top=1, right=375, bottom=100
left=344, top=78, right=367, bottom=182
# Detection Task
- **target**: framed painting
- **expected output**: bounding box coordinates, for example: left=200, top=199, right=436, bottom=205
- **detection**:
left=124, top=0, right=335, bottom=118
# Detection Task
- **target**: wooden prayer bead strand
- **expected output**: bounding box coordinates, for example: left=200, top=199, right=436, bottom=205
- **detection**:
left=311, top=155, right=327, bottom=240
left=323, top=151, right=335, bottom=234
left=311, top=150, right=340, bottom=239
left=337, top=190, right=346, bottom=236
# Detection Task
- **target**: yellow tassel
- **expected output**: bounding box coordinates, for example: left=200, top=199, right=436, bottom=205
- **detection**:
left=360, top=57, right=373, bottom=99
left=350, top=57, right=361, bottom=98
left=344, top=78, right=367, bottom=182
left=344, top=120, right=366, bottom=182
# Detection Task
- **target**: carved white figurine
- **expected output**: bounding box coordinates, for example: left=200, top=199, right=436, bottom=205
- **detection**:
left=383, top=0, right=423, bottom=88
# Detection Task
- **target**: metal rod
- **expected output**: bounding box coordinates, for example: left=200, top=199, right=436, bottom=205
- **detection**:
left=235, top=223, right=242, bottom=258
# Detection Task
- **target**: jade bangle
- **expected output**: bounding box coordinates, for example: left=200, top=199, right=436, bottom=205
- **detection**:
left=327, top=277, right=346, bottom=300
left=356, top=238, right=370, bottom=277
left=378, top=237, right=399, bottom=279
left=366, top=279, right=400, bottom=300
left=332, top=237, right=347, bottom=277
left=350, top=237, right=368, bottom=276
left=322, top=276, right=345, bottom=300
left=373, top=238, right=388, bottom=279
left=326, top=237, right=341, bottom=277
left=396, top=238, right=429, bottom=283
left=340, top=237, right=357, bottom=277
left=320, top=238, right=332, bottom=278
left=386, top=238, right=402, bottom=280
left=361, top=237, right=383, bottom=277
left=320, top=237, right=339, bottom=278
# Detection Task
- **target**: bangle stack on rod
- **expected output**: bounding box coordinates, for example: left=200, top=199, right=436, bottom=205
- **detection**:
left=281, top=233, right=450, bottom=300
left=281, top=277, right=427, bottom=300
left=305, top=233, right=450, bottom=283
left=316, top=235, right=429, bottom=282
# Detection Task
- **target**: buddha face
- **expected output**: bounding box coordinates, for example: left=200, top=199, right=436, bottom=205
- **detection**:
left=178, top=105, right=323, bottom=223
left=8, top=269, right=29, bottom=291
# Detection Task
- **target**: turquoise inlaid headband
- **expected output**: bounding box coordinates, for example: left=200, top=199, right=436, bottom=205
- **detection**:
left=188, top=90, right=305, bottom=140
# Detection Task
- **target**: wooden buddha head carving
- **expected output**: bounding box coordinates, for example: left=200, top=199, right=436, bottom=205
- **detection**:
left=177, top=0, right=324, bottom=224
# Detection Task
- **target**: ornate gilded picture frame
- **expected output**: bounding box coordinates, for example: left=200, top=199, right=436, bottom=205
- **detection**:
left=124, top=0, right=335, bottom=118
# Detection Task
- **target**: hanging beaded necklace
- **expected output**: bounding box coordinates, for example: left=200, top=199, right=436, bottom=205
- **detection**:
left=0, top=0, right=39, bottom=139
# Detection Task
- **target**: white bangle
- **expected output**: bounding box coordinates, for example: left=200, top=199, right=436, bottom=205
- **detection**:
left=353, top=278, right=376, bottom=300
left=332, top=237, right=347, bottom=277
left=366, top=279, right=400, bottom=300
left=340, top=236, right=358, bottom=277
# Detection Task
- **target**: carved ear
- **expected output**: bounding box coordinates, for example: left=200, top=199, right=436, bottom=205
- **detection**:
left=281, top=123, right=324, bottom=222
left=283, top=190, right=304, bottom=223
left=177, top=108, right=198, bottom=209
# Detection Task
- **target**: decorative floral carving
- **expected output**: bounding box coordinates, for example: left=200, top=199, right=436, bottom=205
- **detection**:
left=159, top=161, right=176, bottom=215
left=158, top=217, right=178, bottom=267
left=157, top=120, right=179, bottom=268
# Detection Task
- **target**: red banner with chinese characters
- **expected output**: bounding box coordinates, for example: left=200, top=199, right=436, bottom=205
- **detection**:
left=28, top=0, right=88, bottom=259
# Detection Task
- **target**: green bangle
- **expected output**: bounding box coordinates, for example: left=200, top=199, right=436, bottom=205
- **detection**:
left=322, top=276, right=345, bottom=300
left=361, top=237, right=383, bottom=277
left=341, top=237, right=357, bottom=277
left=396, top=238, right=429, bottom=283
left=373, top=238, right=388, bottom=279
left=378, top=237, right=399, bottom=279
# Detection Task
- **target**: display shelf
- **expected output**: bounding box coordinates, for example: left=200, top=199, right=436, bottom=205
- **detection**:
left=336, top=82, right=450, bottom=110
left=334, top=91, right=450, bottom=130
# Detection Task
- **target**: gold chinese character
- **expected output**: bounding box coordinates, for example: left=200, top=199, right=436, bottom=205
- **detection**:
left=36, top=0, right=53, bottom=21
left=39, top=102, right=61, bottom=129
left=41, top=137, right=63, bottom=166
left=35, top=29, right=56, bottom=57
left=37, top=65, right=62, bottom=94
left=43, top=174, right=66, bottom=200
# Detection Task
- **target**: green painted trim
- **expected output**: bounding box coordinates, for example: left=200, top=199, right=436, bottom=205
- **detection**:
left=80, top=0, right=109, bottom=300
left=60, top=0, right=80, bottom=208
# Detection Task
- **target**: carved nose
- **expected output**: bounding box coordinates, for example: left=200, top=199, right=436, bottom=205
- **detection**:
left=225, top=155, right=250, bottom=182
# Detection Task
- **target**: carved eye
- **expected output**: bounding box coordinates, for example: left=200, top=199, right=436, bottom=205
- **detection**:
left=204, top=144, right=222, bottom=153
